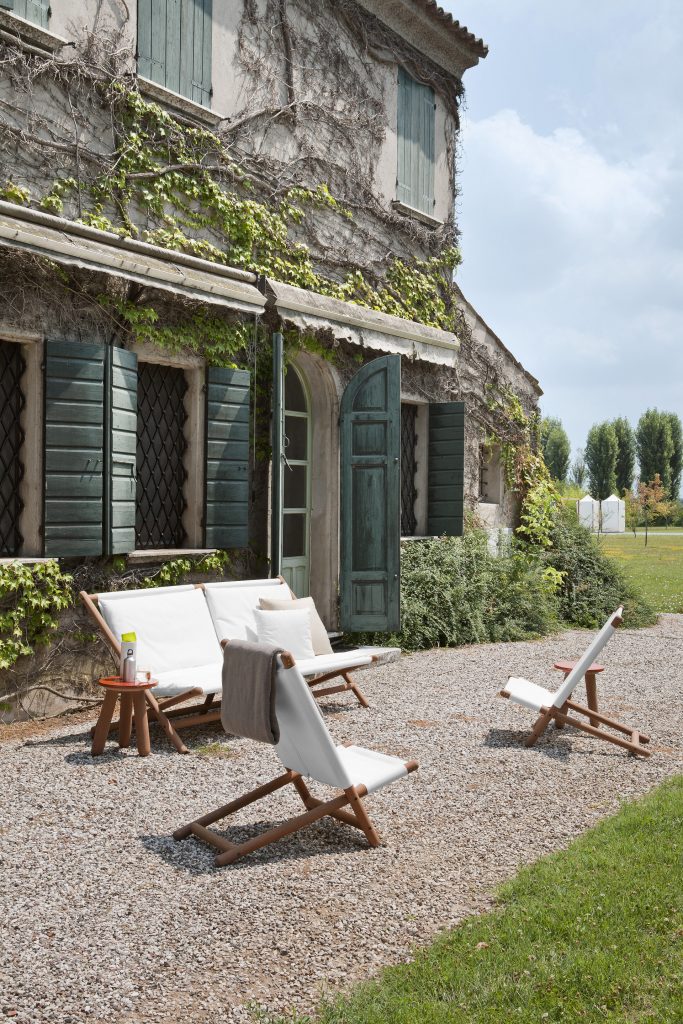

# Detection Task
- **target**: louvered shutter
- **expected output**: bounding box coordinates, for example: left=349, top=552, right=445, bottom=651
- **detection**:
left=340, top=355, right=401, bottom=632
left=191, top=0, right=212, bottom=106
left=397, top=67, right=435, bottom=215
left=10, top=0, right=50, bottom=26
left=137, top=0, right=212, bottom=107
left=106, top=347, right=138, bottom=554
left=44, top=339, right=105, bottom=557
left=204, top=366, right=250, bottom=549
left=427, top=402, right=465, bottom=537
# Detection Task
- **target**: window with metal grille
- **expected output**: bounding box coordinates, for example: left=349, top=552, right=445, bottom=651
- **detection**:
left=400, top=403, right=418, bottom=536
left=0, top=341, right=25, bottom=555
left=136, top=363, right=188, bottom=549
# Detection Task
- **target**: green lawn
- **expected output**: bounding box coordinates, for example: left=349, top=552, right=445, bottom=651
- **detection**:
left=600, top=532, right=683, bottom=612
left=284, top=778, right=683, bottom=1024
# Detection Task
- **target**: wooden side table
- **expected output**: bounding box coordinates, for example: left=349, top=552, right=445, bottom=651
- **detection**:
left=92, top=677, right=158, bottom=757
left=553, top=660, right=604, bottom=728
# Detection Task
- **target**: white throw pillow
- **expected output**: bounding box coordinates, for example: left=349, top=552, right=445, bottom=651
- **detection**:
left=253, top=608, right=316, bottom=662
left=258, top=595, right=333, bottom=656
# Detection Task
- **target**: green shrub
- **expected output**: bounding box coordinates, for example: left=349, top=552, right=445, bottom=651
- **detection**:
left=356, top=532, right=560, bottom=652
left=543, top=509, right=656, bottom=628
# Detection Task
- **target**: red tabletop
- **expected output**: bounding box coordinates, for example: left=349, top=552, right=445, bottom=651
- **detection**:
left=97, top=675, right=158, bottom=691
left=553, top=661, right=604, bottom=674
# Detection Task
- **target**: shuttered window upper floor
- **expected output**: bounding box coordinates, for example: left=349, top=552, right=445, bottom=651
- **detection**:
left=137, top=0, right=213, bottom=108
left=0, top=0, right=50, bottom=29
left=396, top=67, right=436, bottom=218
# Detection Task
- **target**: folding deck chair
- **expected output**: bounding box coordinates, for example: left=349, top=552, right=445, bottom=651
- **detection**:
left=174, top=646, right=418, bottom=864
left=499, top=607, right=651, bottom=757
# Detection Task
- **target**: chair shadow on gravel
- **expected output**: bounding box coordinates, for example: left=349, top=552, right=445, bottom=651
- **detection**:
left=142, top=816, right=366, bottom=874
left=484, top=727, right=572, bottom=760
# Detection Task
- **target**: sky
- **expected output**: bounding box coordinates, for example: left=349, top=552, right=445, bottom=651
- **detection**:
left=441, top=0, right=683, bottom=464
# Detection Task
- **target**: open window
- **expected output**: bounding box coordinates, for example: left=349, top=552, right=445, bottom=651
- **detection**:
left=479, top=443, right=503, bottom=505
left=42, top=339, right=249, bottom=557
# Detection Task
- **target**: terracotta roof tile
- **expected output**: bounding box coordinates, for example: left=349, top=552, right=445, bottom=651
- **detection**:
left=417, top=0, right=488, bottom=57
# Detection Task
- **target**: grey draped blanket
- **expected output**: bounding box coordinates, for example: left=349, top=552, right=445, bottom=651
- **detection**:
left=221, top=639, right=282, bottom=744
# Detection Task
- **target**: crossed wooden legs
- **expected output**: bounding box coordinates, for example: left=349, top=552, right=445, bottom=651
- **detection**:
left=525, top=698, right=651, bottom=757
left=307, top=670, right=369, bottom=708
left=173, top=770, right=382, bottom=865
left=91, top=690, right=221, bottom=754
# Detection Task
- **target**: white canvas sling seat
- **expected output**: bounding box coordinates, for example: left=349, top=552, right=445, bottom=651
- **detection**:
left=499, top=607, right=651, bottom=757
left=174, top=649, right=418, bottom=865
left=80, top=584, right=224, bottom=754
left=202, top=577, right=399, bottom=707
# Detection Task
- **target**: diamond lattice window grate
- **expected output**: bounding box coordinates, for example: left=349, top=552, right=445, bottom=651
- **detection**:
left=136, top=363, right=188, bottom=549
left=400, top=404, right=418, bottom=536
left=0, top=341, right=25, bottom=555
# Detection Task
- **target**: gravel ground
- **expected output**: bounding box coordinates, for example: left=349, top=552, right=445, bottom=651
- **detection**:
left=1, top=616, right=682, bottom=1024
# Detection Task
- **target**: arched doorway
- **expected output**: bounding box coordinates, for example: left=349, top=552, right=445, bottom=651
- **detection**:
left=281, top=364, right=311, bottom=595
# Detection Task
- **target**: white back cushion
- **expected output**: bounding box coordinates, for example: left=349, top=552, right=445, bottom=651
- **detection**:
left=253, top=608, right=315, bottom=661
left=204, top=579, right=292, bottom=642
left=98, top=587, right=222, bottom=677
left=273, top=660, right=351, bottom=789
left=552, top=606, right=623, bottom=707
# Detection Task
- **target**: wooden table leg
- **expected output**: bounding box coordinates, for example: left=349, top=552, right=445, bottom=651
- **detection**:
left=555, top=673, right=570, bottom=728
left=585, top=671, right=599, bottom=727
left=118, top=694, right=133, bottom=748
left=92, top=690, right=119, bottom=756
left=133, top=692, right=151, bottom=757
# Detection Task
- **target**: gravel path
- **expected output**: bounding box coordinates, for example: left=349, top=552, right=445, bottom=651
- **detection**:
left=2, top=616, right=682, bottom=1024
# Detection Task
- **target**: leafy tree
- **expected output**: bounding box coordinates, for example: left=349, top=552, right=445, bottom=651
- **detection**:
left=612, top=417, right=635, bottom=494
left=570, top=449, right=587, bottom=490
left=585, top=422, right=618, bottom=501
left=664, top=412, right=683, bottom=498
left=636, top=409, right=674, bottom=495
left=540, top=416, right=571, bottom=482
left=637, top=475, right=676, bottom=546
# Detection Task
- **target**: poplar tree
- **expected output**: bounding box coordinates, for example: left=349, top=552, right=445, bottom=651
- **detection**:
left=636, top=409, right=674, bottom=494
left=612, top=417, right=635, bottom=494
left=585, top=422, right=618, bottom=500
left=540, top=416, right=571, bottom=482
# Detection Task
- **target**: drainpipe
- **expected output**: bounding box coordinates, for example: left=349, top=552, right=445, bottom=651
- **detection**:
left=271, top=331, right=284, bottom=577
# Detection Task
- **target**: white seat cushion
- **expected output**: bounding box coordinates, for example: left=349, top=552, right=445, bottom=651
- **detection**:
left=505, top=677, right=555, bottom=712
left=296, top=651, right=374, bottom=677
left=336, top=745, right=409, bottom=794
left=98, top=587, right=223, bottom=696
left=204, top=580, right=292, bottom=642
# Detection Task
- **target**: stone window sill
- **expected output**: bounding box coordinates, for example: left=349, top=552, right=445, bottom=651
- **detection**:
left=0, top=556, right=55, bottom=565
left=126, top=548, right=218, bottom=566
left=0, top=10, right=68, bottom=54
left=138, top=77, right=224, bottom=127
left=391, top=200, right=443, bottom=229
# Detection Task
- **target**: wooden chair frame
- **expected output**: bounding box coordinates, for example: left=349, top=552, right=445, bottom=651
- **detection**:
left=499, top=611, right=651, bottom=757
left=80, top=586, right=221, bottom=754
left=174, top=649, right=418, bottom=865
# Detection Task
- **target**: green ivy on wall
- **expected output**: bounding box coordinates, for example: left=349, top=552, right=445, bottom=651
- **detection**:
left=0, top=561, right=73, bottom=670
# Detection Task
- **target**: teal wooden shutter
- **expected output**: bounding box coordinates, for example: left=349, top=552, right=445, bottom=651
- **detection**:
left=137, top=0, right=212, bottom=106
left=11, top=0, right=50, bottom=27
left=106, top=348, right=138, bottom=555
left=204, top=366, right=250, bottom=549
left=397, top=67, right=435, bottom=215
left=427, top=402, right=465, bottom=536
left=340, top=355, right=401, bottom=632
left=191, top=0, right=212, bottom=106
left=44, top=340, right=105, bottom=557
